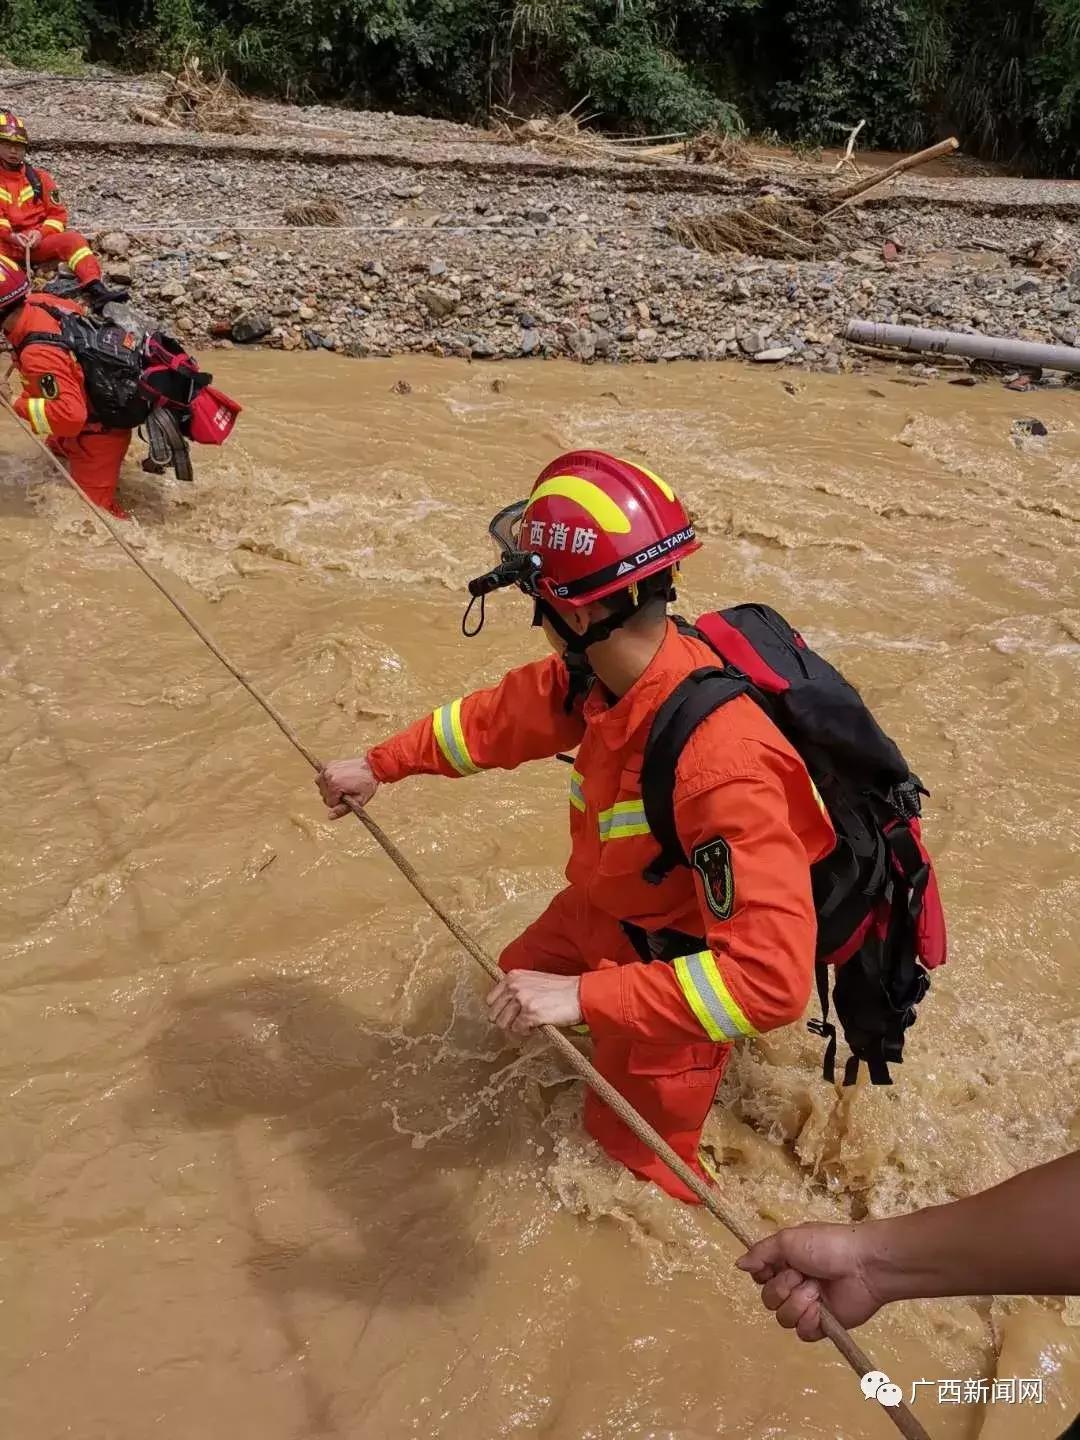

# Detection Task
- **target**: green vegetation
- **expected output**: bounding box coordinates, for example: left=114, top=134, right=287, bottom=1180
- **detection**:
left=4, top=0, right=1080, bottom=173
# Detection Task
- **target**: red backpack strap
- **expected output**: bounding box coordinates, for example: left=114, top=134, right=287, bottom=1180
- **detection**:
left=692, top=612, right=791, bottom=692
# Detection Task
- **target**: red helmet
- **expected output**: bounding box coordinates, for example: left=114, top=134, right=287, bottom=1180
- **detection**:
left=0, top=110, right=28, bottom=145
left=0, top=253, right=29, bottom=315
left=516, top=450, right=699, bottom=605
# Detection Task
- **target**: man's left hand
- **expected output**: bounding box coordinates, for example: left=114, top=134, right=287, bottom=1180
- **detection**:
left=486, top=971, right=582, bottom=1034
left=20, top=230, right=41, bottom=251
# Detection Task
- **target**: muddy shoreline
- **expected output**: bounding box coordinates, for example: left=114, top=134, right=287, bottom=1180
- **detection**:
left=7, top=66, right=1080, bottom=370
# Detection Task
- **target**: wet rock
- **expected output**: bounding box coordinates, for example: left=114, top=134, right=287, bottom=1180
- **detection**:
left=416, top=287, right=456, bottom=318
left=568, top=328, right=596, bottom=361
left=520, top=328, right=540, bottom=356
left=752, top=346, right=795, bottom=362
left=392, top=379, right=412, bottom=394
left=303, top=329, right=330, bottom=349
left=231, top=311, right=273, bottom=344
left=471, top=339, right=496, bottom=358
left=96, top=230, right=130, bottom=258
left=739, top=329, right=770, bottom=356
left=1012, top=416, right=1048, bottom=437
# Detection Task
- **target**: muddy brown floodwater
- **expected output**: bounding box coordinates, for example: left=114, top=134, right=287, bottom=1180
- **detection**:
left=1, top=355, right=1079, bottom=1440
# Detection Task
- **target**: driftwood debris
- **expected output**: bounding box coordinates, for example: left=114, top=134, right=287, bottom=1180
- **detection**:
left=824, top=137, right=959, bottom=215
left=128, top=57, right=259, bottom=136
left=831, top=119, right=866, bottom=177
left=673, top=136, right=960, bottom=262
left=845, top=319, right=1080, bottom=374
left=671, top=197, right=836, bottom=259
left=283, top=199, right=347, bottom=227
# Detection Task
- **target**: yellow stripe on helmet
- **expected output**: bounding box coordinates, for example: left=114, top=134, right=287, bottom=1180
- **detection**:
left=528, top=475, right=631, bottom=534
left=623, top=459, right=675, bottom=502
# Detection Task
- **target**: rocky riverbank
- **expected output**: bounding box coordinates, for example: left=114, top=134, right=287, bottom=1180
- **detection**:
left=8, top=67, right=1080, bottom=370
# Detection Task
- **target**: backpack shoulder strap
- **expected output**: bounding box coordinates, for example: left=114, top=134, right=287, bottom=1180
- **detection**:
left=12, top=303, right=77, bottom=359
left=641, top=666, right=750, bottom=884
left=24, top=164, right=42, bottom=202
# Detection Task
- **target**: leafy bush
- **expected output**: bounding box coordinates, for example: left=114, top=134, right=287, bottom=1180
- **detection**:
left=5, top=0, right=1080, bottom=173
left=1, top=0, right=87, bottom=71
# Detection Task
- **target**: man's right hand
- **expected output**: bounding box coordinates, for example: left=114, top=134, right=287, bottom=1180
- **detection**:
left=317, top=756, right=379, bottom=818
left=736, top=1222, right=885, bottom=1341
left=19, top=229, right=42, bottom=251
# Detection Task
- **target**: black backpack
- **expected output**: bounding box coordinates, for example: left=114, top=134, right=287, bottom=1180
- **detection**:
left=14, top=303, right=210, bottom=431
left=640, top=604, right=948, bottom=1085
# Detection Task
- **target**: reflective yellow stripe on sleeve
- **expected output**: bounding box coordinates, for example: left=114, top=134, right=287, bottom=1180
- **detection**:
left=432, top=699, right=479, bottom=776
left=0, top=216, right=11, bottom=229
left=569, top=768, right=585, bottom=813
left=42, top=217, right=65, bottom=233
left=27, top=397, right=51, bottom=437
left=67, top=246, right=93, bottom=269
left=598, top=799, right=650, bottom=841
left=673, top=950, right=759, bottom=1043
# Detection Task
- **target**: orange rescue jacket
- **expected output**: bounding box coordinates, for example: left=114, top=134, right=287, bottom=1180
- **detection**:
left=7, top=294, right=92, bottom=439
left=0, top=163, right=68, bottom=243
left=369, top=622, right=836, bottom=1048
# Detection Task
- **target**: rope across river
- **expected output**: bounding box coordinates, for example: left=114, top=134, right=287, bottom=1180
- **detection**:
left=0, top=391, right=932, bottom=1440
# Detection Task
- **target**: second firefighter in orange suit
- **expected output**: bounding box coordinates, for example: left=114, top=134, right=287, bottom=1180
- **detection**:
left=317, top=452, right=834, bottom=1203
left=0, top=260, right=132, bottom=517
left=0, top=109, right=115, bottom=307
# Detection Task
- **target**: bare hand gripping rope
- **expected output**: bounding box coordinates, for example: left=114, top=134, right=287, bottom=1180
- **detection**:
left=0, top=393, right=931, bottom=1440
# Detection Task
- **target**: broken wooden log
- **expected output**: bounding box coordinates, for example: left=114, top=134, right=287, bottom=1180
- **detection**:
left=826, top=137, right=959, bottom=216
left=845, top=320, right=1080, bottom=374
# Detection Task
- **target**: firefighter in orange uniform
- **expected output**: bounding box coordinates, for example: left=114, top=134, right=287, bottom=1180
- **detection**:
left=0, top=109, right=121, bottom=309
left=317, top=452, right=835, bottom=1203
left=1, top=255, right=132, bottom=518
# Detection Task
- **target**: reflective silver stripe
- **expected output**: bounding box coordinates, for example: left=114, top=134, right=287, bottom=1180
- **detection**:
left=432, top=699, right=478, bottom=776
left=673, top=950, right=758, bottom=1043
left=569, top=768, right=585, bottom=813
left=598, top=800, right=650, bottom=841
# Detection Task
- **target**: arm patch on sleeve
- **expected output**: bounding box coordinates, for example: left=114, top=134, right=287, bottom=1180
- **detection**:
left=39, top=374, right=59, bottom=399
left=692, top=837, right=734, bottom=920
left=50, top=188, right=60, bottom=203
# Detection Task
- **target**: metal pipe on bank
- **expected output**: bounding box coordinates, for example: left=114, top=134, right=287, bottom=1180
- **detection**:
left=845, top=319, right=1080, bottom=374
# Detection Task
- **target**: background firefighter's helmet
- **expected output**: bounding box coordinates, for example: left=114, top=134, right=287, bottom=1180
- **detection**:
left=521, top=450, right=700, bottom=605
left=0, top=254, right=29, bottom=314
left=0, top=110, right=29, bottom=145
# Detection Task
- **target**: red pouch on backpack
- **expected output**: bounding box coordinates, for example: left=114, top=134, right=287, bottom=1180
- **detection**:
left=188, top=384, right=242, bottom=445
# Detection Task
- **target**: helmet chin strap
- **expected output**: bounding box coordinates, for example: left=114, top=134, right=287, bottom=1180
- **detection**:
left=533, top=597, right=636, bottom=654
left=534, top=596, right=639, bottom=712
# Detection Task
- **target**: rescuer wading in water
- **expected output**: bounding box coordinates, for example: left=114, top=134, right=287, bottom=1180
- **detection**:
left=318, top=452, right=835, bottom=1203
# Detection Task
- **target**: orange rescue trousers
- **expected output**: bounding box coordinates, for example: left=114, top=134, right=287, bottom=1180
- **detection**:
left=500, top=885, right=729, bottom=1204
left=0, top=229, right=101, bottom=284
left=47, top=428, right=131, bottom=514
